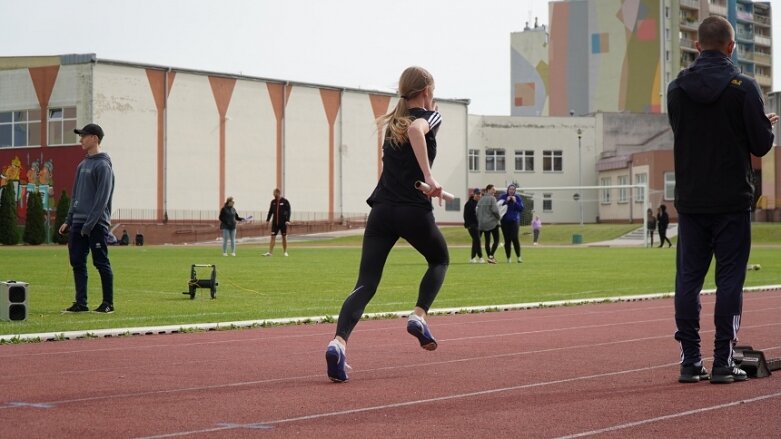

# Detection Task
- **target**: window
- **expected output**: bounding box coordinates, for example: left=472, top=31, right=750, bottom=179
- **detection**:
left=485, top=148, right=506, bottom=172
left=514, top=150, right=534, bottom=172
left=600, top=177, right=612, bottom=204
left=445, top=198, right=461, bottom=211
left=468, top=149, right=480, bottom=172
left=48, top=107, right=78, bottom=146
left=664, top=172, right=675, bottom=200
left=542, top=150, right=562, bottom=172
left=635, top=173, right=647, bottom=203
left=543, top=193, right=552, bottom=212
left=617, top=175, right=629, bottom=203
left=0, top=109, right=42, bottom=148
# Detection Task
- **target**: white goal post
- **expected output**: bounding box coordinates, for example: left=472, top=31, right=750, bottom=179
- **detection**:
left=516, top=184, right=651, bottom=246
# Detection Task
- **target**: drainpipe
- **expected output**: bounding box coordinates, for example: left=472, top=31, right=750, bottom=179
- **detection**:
left=163, top=67, right=171, bottom=223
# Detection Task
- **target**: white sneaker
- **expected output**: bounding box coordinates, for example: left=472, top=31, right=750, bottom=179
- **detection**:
left=507, top=258, right=512, bottom=263
left=479, top=258, right=485, bottom=264
left=231, top=252, right=236, bottom=256
left=223, top=253, right=227, bottom=256
left=284, top=252, right=289, bottom=257
left=533, top=242, right=538, bottom=246
left=518, top=257, right=523, bottom=263
left=263, top=252, right=272, bottom=256
left=470, top=257, right=476, bottom=264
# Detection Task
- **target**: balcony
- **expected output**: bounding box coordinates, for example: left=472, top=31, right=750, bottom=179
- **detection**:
left=680, top=0, right=699, bottom=10
left=754, top=34, right=771, bottom=47
left=755, top=74, right=772, bottom=88
left=680, top=38, right=696, bottom=51
left=736, top=10, right=753, bottom=22
left=753, top=14, right=771, bottom=27
left=680, top=19, right=699, bottom=31
left=736, top=31, right=753, bottom=42
left=753, top=53, right=771, bottom=66
left=709, top=4, right=727, bottom=16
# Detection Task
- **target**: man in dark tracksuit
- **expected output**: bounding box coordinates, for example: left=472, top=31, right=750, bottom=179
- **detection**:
left=263, top=188, right=291, bottom=256
left=667, top=16, right=777, bottom=384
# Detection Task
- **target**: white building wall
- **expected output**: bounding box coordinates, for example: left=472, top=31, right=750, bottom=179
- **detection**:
left=339, top=91, right=382, bottom=217
left=283, top=85, right=331, bottom=219
left=468, top=115, right=599, bottom=224
left=225, top=80, right=276, bottom=213
left=92, top=64, right=158, bottom=213
left=0, top=69, right=37, bottom=111
left=165, top=73, right=220, bottom=213
left=431, top=100, right=468, bottom=223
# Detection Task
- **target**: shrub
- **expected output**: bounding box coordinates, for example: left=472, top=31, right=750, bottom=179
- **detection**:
left=23, top=191, right=46, bottom=245
left=52, top=190, right=70, bottom=244
left=0, top=183, right=19, bottom=245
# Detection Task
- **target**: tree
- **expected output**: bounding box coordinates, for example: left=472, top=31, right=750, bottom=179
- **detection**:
left=23, top=191, right=46, bottom=245
left=0, top=183, right=19, bottom=245
left=52, top=190, right=70, bottom=245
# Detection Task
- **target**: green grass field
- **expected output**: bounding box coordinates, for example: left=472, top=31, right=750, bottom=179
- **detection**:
left=1, top=223, right=779, bottom=338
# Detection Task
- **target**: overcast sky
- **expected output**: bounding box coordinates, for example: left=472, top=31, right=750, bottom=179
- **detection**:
left=0, top=0, right=778, bottom=115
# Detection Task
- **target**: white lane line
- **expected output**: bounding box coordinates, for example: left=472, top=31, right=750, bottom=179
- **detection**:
left=557, top=391, right=781, bottom=438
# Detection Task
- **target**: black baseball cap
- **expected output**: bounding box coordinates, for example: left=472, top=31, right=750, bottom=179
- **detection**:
left=74, top=123, right=104, bottom=141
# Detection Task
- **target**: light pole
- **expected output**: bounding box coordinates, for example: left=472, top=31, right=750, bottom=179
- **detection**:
left=577, top=128, right=583, bottom=226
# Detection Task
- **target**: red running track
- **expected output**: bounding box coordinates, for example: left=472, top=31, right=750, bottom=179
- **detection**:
left=1, top=289, right=780, bottom=438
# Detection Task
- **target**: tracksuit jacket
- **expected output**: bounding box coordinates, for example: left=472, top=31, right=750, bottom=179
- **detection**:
left=667, top=50, right=774, bottom=214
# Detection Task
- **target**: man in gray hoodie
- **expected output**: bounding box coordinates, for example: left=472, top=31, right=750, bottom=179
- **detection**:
left=476, top=184, right=500, bottom=263
left=59, top=123, right=116, bottom=313
left=667, top=16, right=777, bottom=384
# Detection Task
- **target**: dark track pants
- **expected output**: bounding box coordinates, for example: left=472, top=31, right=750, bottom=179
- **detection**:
left=674, top=212, right=750, bottom=367
left=69, top=223, right=114, bottom=307
left=501, top=221, right=521, bottom=259
left=467, top=226, right=482, bottom=259
left=335, top=203, right=449, bottom=341
left=482, top=227, right=499, bottom=258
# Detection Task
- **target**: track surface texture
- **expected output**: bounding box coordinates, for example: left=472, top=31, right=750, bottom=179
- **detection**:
left=1, top=289, right=779, bottom=438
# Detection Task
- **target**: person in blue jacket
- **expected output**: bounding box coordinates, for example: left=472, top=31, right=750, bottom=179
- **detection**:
left=498, top=184, right=524, bottom=263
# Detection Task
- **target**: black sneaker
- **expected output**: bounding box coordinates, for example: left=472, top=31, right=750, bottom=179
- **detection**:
left=93, top=303, right=114, bottom=313
left=711, top=365, right=749, bottom=384
left=63, top=303, right=89, bottom=313
left=679, top=362, right=710, bottom=383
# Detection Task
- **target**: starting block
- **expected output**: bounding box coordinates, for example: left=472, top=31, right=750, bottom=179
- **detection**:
left=734, top=345, right=780, bottom=378
left=182, top=264, right=218, bottom=300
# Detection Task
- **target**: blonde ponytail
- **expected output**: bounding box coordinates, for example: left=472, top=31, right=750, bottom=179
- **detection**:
left=377, top=66, right=434, bottom=147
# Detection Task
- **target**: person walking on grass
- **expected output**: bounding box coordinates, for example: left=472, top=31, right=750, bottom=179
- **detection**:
left=498, top=184, right=524, bottom=263
left=531, top=215, right=542, bottom=246
left=219, top=196, right=244, bottom=256
left=476, top=184, right=500, bottom=264
left=263, top=188, right=290, bottom=257
left=463, top=188, right=483, bottom=263
left=657, top=204, right=672, bottom=248
left=60, top=123, right=115, bottom=314
left=667, top=16, right=776, bottom=384
left=325, top=66, right=449, bottom=382
left=646, top=208, right=657, bottom=248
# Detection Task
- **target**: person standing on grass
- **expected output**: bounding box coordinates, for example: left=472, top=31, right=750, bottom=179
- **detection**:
left=463, top=188, right=483, bottom=263
left=498, top=184, right=524, bottom=263
left=646, top=208, right=656, bottom=248
left=657, top=204, right=672, bottom=248
left=476, top=184, right=500, bottom=264
left=263, top=188, right=290, bottom=257
left=325, top=66, right=449, bottom=382
left=531, top=215, right=542, bottom=246
left=59, top=123, right=115, bottom=314
left=219, top=196, right=244, bottom=256
left=667, top=15, right=776, bottom=384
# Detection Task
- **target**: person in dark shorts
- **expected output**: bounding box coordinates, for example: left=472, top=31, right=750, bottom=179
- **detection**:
left=263, top=188, right=290, bottom=257
left=667, top=16, right=777, bottom=384
left=325, top=66, right=449, bottom=382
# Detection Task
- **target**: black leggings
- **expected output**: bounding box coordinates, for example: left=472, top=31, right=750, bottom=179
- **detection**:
left=482, top=227, right=499, bottom=258
left=501, top=222, right=521, bottom=258
left=335, top=203, right=449, bottom=341
left=467, top=226, right=482, bottom=259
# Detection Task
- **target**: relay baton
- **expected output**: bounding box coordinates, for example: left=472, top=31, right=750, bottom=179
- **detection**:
left=415, top=181, right=455, bottom=202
